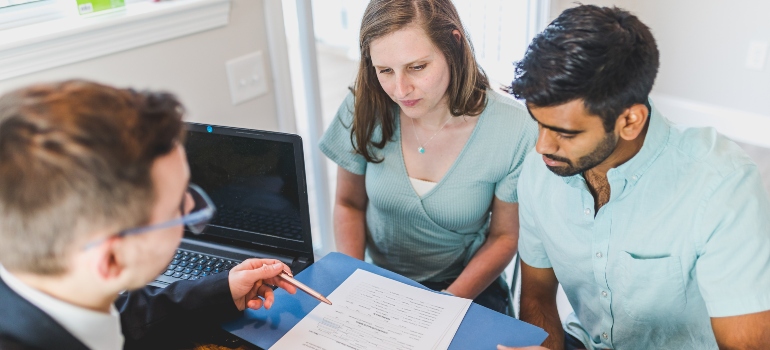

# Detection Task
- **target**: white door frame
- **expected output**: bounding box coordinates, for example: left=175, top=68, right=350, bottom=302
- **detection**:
left=264, top=0, right=334, bottom=257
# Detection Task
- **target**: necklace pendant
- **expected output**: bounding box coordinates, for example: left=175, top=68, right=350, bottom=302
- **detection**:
left=418, top=147, right=425, bottom=154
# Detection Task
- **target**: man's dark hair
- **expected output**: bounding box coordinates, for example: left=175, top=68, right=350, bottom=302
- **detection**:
left=507, top=5, right=659, bottom=131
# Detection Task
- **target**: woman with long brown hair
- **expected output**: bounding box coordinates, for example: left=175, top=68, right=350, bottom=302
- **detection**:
left=319, top=0, right=536, bottom=314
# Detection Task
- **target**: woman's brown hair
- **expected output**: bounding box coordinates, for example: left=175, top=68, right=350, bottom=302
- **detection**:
left=352, top=0, right=489, bottom=163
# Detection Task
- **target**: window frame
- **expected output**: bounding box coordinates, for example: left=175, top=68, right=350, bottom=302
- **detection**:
left=0, top=0, right=66, bottom=31
left=0, top=0, right=231, bottom=81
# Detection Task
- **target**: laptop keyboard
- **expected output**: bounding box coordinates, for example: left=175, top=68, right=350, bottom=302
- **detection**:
left=160, top=249, right=241, bottom=282
left=212, top=204, right=303, bottom=241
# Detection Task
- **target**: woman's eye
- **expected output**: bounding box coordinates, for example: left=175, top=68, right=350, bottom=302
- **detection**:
left=378, top=68, right=392, bottom=74
left=412, top=64, right=426, bottom=71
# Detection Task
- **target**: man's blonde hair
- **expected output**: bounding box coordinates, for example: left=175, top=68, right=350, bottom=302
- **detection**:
left=0, top=80, right=185, bottom=274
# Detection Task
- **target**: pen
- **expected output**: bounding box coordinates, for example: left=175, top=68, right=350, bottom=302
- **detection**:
left=278, top=267, right=332, bottom=305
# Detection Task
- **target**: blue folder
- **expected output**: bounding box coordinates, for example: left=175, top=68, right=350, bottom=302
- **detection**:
left=223, top=252, right=547, bottom=349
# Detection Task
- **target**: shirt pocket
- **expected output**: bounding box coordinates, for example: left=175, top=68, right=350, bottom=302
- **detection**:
left=617, top=251, right=687, bottom=322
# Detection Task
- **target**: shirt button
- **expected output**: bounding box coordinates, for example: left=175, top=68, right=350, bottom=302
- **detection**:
left=584, top=208, right=591, bottom=215
left=631, top=175, right=638, bottom=181
left=596, top=252, right=603, bottom=258
left=602, top=332, right=609, bottom=340
left=601, top=291, right=608, bottom=297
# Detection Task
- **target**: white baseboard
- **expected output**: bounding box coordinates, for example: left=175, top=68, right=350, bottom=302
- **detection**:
left=651, top=93, right=770, bottom=149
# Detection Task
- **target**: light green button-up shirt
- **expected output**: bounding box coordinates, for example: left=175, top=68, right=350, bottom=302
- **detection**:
left=518, top=101, right=770, bottom=349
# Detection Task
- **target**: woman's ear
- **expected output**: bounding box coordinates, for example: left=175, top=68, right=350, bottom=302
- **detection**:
left=452, top=29, right=462, bottom=42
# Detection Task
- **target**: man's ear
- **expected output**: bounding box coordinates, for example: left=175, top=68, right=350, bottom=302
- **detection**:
left=616, top=103, right=649, bottom=141
left=95, top=237, right=124, bottom=281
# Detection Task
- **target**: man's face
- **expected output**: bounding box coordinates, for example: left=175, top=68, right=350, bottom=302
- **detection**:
left=123, top=144, right=190, bottom=289
left=528, top=99, right=618, bottom=177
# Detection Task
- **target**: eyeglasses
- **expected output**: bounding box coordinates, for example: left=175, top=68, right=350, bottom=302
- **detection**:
left=82, top=184, right=216, bottom=250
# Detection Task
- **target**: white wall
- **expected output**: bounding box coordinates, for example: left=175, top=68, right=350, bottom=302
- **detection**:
left=637, top=0, right=769, bottom=116
left=550, top=0, right=770, bottom=148
left=0, top=0, right=280, bottom=131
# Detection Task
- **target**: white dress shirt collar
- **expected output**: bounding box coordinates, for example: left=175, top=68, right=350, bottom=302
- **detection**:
left=0, top=264, right=124, bottom=350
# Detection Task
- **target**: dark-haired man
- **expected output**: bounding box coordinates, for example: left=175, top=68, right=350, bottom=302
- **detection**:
left=0, top=80, right=296, bottom=349
left=499, top=5, right=770, bottom=350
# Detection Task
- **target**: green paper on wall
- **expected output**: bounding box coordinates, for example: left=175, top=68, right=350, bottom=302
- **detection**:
left=76, top=0, right=125, bottom=15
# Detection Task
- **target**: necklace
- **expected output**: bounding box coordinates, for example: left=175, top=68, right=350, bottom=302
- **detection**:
left=410, top=115, right=452, bottom=154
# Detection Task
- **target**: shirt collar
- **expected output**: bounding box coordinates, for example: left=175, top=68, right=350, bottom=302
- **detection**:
left=0, top=265, right=124, bottom=350
left=612, top=98, right=670, bottom=184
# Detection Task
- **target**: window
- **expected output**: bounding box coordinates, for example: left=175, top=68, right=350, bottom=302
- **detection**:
left=309, top=0, right=543, bottom=206
left=454, top=0, right=530, bottom=87
left=0, top=0, right=44, bottom=9
left=281, top=0, right=549, bottom=256
left=0, top=0, right=65, bottom=31
left=310, top=0, right=542, bottom=127
left=0, top=0, right=230, bottom=81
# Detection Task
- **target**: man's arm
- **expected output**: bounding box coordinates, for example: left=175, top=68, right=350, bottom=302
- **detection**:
left=694, top=165, right=770, bottom=349
left=711, top=310, right=770, bottom=350
left=118, top=271, right=239, bottom=348
left=517, top=261, right=564, bottom=350
left=118, top=259, right=295, bottom=348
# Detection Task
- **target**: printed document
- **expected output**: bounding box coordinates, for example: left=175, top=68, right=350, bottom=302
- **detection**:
left=270, top=269, right=472, bottom=350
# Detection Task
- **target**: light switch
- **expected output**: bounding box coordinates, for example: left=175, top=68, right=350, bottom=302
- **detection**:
left=226, top=51, right=269, bottom=105
left=746, top=40, right=768, bottom=71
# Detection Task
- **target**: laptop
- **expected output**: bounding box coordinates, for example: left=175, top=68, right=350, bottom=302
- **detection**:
left=149, top=123, right=315, bottom=288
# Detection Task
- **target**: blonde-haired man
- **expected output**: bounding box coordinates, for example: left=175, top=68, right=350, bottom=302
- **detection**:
left=0, top=80, right=296, bottom=349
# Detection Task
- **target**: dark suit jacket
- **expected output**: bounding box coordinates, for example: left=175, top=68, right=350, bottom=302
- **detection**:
left=0, top=272, right=242, bottom=349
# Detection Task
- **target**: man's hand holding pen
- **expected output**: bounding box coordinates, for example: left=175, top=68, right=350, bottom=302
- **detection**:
left=228, top=259, right=297, bottom=311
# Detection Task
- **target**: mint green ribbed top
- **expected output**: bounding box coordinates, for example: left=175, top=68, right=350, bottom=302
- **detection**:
left=319, top=90, right=537, bottom=282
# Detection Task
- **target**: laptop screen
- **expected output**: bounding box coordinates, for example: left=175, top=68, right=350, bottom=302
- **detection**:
left=183, top=123, right=313, bottom=256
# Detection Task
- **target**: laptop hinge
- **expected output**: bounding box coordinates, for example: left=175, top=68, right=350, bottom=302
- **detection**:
left=179, top=238, right=295, bottom=266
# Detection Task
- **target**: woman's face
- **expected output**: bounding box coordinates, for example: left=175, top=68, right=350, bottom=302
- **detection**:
left=369, top=25, right=452, bottom=120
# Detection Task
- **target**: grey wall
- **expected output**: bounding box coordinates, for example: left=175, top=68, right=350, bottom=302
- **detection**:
left=0, top=0, right=279, bottom=131
left=550, top=0, right=770, bottom=118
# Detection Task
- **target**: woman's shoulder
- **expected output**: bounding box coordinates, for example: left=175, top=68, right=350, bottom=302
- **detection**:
left=321, top=90, right=389, bottom=154
left=480, top=89, right=537, bottom=133
left=321, top=91, right=357, bottom=145
left=334, top=91, right=356, bottom=125
left=483, top=90, right=530, bottom=121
